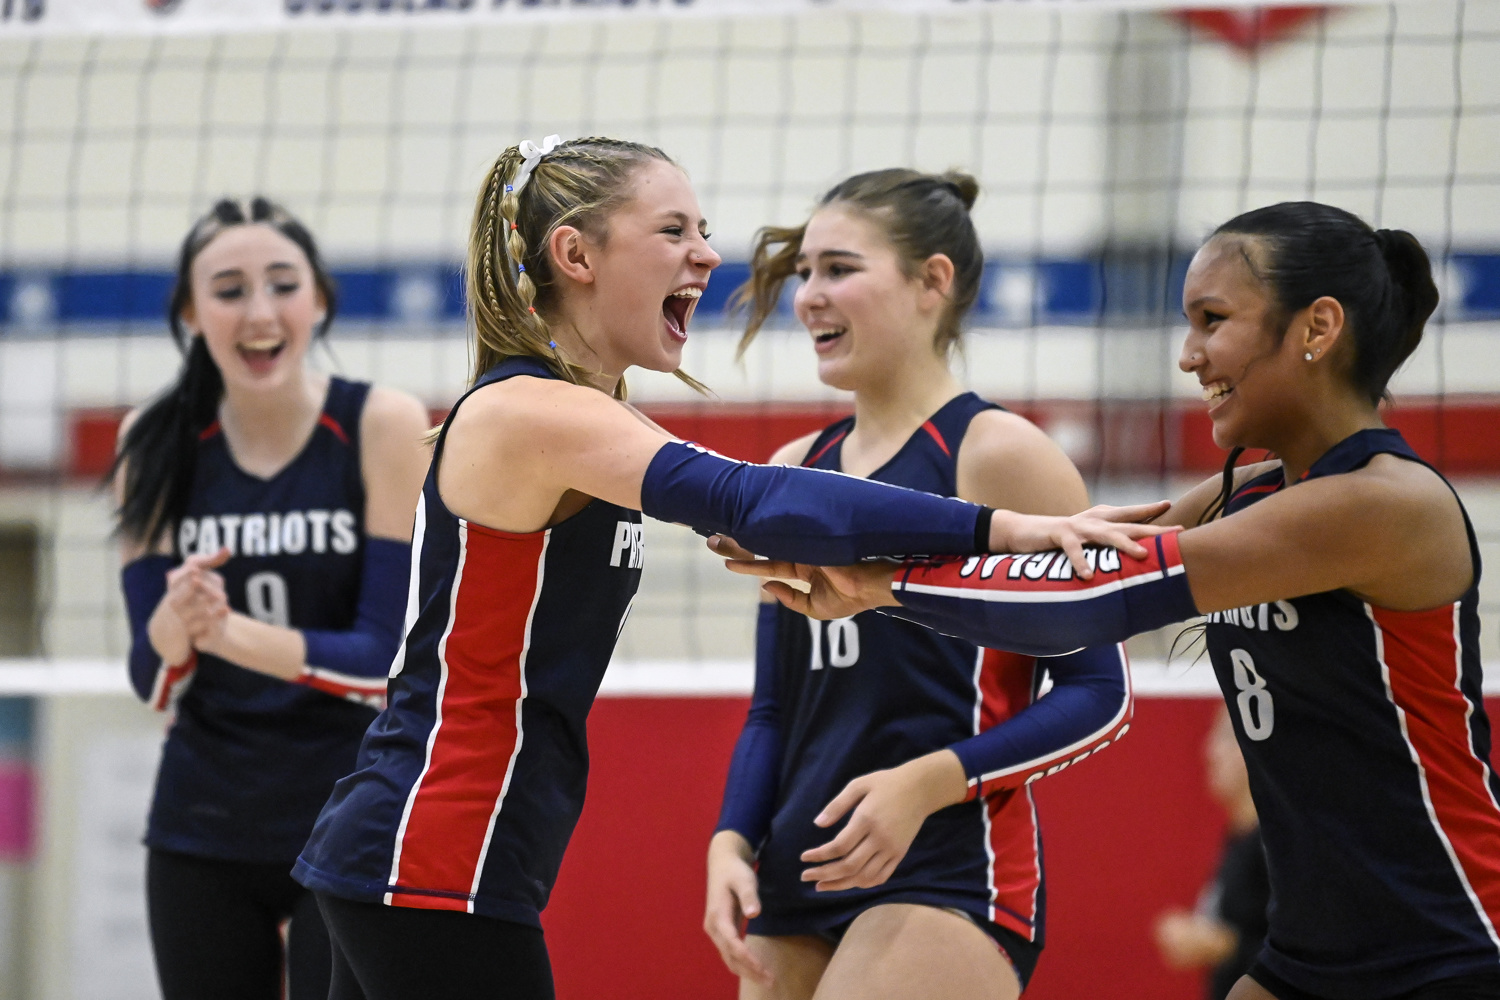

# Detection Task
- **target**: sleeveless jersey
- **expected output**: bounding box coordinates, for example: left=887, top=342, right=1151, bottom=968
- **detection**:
left=293, top=357, right=644, bottom=928
left=749, top=393, right=1049, bottom=946
left=1206, top=427, right=1500, bottom=997
left=149, top=376, right=378, bottom=865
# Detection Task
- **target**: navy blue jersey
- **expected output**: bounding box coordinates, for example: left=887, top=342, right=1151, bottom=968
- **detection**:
left=147, top=376, right=380, bottom=865
left=293, top=357, right=643, bottom=928
left=752, top=394, right=1059, bottom=945
left=1206, top=428, right=1500, bottom=997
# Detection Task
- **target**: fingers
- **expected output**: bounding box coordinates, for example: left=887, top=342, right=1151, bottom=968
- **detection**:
left=1095, top=500, right=1172, bottom=524
left=813, top=780, right=866, bottom=828
left=761, top=582, right=813, bottom=616
left=724, top=557, right=797, bottom=578
left=706, top=535, right=759, bottom=561
left=802, top=837, right=883, bottom=892
left=1059, top=534, right=1093, bottom=580
left=703, top=879, right=772, bottom=986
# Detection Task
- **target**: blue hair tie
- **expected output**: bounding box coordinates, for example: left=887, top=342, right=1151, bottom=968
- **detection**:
left=517, top=264, right=526, bottom=273
left=549, top=340, right=557, bottom=349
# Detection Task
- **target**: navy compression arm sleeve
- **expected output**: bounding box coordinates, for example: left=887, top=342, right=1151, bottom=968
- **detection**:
left=885, top=532, right=1199, bottom=656
left=950, top=644, right=1131, bottom=799
left=641, top=442, right=992, bottom=564
left=299, top=537, right=410, bottom=705
left=122, top=554, right=198, bottom=711
left=714, top=603, right=785, bottom=847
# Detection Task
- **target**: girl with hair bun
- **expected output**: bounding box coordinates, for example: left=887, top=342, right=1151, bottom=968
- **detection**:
left=290, top=141, right=1167, bottom=1000
left=113, top=197, right=431, bottom=1000
left=704, top=169, right=1133, bottom=1000
left=724, top=202, right=1500, bottom=1000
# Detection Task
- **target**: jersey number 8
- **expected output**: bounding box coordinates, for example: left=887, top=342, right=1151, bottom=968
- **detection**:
left=1230, top=648, right=1274, bottom=741
left=246, top=571, right=291, bottom=629
left=809, top=617, right=860, bottom=670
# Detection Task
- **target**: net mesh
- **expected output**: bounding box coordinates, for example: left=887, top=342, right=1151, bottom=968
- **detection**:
left=0, top=1, right=1496, bottom=690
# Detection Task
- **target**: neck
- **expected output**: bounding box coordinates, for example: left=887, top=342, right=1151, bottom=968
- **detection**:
left=1264, top=394, right=1383, bottom=483
left=550, top=319, right=623, bottom=396
left=218, top=368, right=326, bottom=460
left=849, top=348, right=963, bottom=443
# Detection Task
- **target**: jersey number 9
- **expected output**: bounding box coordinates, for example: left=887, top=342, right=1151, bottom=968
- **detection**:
left=246, top=571, right=291, bottom=629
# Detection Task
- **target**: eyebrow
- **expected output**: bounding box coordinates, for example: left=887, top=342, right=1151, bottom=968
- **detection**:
left=209, top=262, right=298, bottom=281
left=660, top=210, right=710, bottom=231
left=1185, top=295, right=1229, bottom=311
left=794, top=249, right=865, bottom=264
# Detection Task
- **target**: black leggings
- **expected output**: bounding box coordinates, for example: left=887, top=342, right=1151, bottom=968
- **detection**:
left=1249, top=962, right=1500, bottom=1000
left=317, top=891, right=555, bottom=1000
left=146, top=848, right=331, bottom=1000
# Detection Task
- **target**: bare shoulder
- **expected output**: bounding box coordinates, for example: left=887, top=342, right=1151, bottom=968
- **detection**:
left=769, top=430, right=822, bottom=467
left=361, top=385, right=431, bottom=442
left=446, top=374, right=590, bottom=440
left=957, top=408, right=1088, bottom=515
left=1163, top=460, right=1281, bottom=528
left=1352, top=452, right=1464, bottom=521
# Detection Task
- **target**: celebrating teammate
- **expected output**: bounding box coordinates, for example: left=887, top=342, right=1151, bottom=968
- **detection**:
left=288, top=136, right=1165, bottom=1000
left=722, top=202, right=1500, bottom=1000
left=704, top=169, right=1131, bottom=1000
left=113, top=198, right=430, bottom=1000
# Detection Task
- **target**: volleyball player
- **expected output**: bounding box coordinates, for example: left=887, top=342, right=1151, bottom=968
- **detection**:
left=288, top=136, right=1166, bottom=1000
left=114, top=198, right=430, bottom=1000
left=722, top=202, right=1500, bottom=1000
left=704, top=169, right=1131, bottom=1000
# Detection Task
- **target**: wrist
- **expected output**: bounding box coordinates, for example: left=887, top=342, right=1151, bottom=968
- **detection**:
left=709, top=828, right=755, bottom=864
left=985, top=509, right=1017, bottom=553
left=901, top=750, right=970, bottom=815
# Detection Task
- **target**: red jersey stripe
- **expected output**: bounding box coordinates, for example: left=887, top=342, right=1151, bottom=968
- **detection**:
left=921, top=420, right=952, bottom=457
left=319, top=412, right=351, bottom=445
left=386, top=523, right=545, bottom=912
left=1371, top=602, right=1500, bottom=950
left=802, top=430, right=848, bottom=468
left=971, top=647, right=1043, bottom=938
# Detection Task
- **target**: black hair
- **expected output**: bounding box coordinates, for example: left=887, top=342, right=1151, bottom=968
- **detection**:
left=1198, top=201, right=1438, bottom=524
left=733, top=168, right=984, bottom=357
left=110, top=197, right=338, bottom=545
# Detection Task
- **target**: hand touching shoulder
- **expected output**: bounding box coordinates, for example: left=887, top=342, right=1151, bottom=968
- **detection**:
left=359, top=386, right=432, bottom=541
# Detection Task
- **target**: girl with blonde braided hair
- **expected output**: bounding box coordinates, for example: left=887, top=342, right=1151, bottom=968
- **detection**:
left=293, top=136, right=1169, bottom=999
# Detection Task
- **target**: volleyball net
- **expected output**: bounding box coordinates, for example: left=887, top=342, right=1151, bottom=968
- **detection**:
left=0, top=0, right=1496, bottom=694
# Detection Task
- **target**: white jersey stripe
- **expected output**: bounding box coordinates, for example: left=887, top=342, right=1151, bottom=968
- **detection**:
left=385, top=519, right=468, bottom=904
left=387, top=493, right=427, bottom=680
left=468, top=529, right=550, bottom=906
left=969, top=648, right=999, bottom=921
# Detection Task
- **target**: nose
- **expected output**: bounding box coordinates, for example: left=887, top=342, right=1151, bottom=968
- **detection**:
left=245, top=283, right=278, bottom=324
left=1178, top=329, right=1205, bottom=374
left=693, top=236, right=722, bottom=270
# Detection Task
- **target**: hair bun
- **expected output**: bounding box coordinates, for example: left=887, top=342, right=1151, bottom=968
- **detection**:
left=940, top=171, right=980, bottom=211
left=1372, top=227, right=1439, bottom=368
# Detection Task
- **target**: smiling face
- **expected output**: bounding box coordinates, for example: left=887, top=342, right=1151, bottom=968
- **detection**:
left=1179, top=235, right=1311, bottom=451
left=565, top=158, right=720, bottom=375
left=793, top=206, right=940, bottom=392
left=181, top=223, right=325, bottom=396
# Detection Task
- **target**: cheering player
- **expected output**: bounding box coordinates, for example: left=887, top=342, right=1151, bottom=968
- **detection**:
left=114, top=198, right=430, bottom=1000
left=723, top=202, right=1500, bottom=1000
left=705, top=168, right=1131, bottom=1000
left=289, top=137, right=1164, bottom=1000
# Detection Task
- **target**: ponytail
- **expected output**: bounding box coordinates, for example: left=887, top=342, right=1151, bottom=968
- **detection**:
left=110, top=197, right=336, bottom=546
left=1368, top=228, right=1440, bottom=401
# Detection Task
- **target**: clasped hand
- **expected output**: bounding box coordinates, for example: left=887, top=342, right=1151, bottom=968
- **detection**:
left=153, top=548, right=232, bottom=661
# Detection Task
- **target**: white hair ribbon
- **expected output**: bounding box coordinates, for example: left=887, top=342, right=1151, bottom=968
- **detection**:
left=510, top=134, right=563, bottom=195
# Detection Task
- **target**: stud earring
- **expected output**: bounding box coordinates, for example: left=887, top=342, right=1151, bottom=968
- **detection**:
left=1305, top=352, right=1314, bottom=361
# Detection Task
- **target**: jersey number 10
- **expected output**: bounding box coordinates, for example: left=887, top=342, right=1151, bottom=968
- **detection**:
left=809, top=617, right=861, bottom=670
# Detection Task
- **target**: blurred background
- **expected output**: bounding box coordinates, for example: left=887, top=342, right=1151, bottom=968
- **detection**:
left=0, top=1, right=1496, bottom=996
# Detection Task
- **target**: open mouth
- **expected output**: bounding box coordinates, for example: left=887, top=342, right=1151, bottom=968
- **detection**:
left=237, top=337, right=287, bottom=371
left=662, top=287, right=701, bottom=342
left=811, top=327, right=847, bottom=353
left=1202, top=382, right=1233, bottom=409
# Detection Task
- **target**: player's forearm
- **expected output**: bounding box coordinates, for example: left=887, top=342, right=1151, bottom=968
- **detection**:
left=197, top=613, right=307, bottom=681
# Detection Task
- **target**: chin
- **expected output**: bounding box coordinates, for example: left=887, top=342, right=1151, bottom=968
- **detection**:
left=816, top=358, right=858, bottom=392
